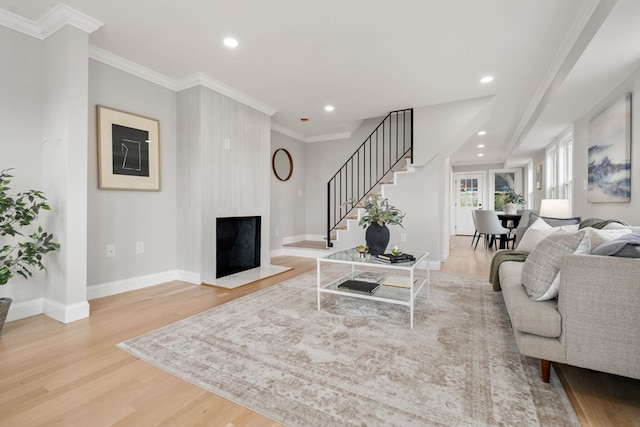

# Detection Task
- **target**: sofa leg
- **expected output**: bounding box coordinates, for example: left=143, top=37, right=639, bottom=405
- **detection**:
left=541, top=359, right=551, bottom=383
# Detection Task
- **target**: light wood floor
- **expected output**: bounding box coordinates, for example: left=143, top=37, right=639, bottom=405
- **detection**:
left=0, top=237, right=638, bottom=426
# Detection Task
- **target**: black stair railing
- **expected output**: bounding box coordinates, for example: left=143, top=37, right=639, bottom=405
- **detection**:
left=326, top=108, right=413, bottom=247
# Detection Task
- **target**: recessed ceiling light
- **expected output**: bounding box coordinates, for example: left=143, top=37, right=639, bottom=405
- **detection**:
left=223, top=37, right=238, bottom=48
left=324, top=105, right=334, bottom=112
left=478, top=153, right=484, bottom=157
left=477, top=131, right=486, bottom=136
left=477, top=144, right=485, bottom=148
left=480, top=76, right=494, bottom=83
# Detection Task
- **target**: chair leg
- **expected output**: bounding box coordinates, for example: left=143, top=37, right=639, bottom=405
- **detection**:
left=541, top=359, right=551, bottom=383
left=471, top=231, right=478, bottom=247
left=474, top=233, right=482, bottom=250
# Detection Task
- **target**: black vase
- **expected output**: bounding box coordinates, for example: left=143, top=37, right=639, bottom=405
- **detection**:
left=365, top=223, right=390, bottom=256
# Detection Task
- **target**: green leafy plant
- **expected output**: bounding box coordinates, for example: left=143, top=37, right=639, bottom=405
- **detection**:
left=504, top=187, right=525, bottom=205
left=0, top=169, right=60, bottom=285
left=348, top=194, right=405, bottom=228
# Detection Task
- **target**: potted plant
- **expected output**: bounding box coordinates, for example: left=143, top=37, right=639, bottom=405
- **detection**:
left=0, top=169, right=60, bottom=334
left=503, top=187, right=525, bottom=215
left=349, top=194, right=405, bottom=256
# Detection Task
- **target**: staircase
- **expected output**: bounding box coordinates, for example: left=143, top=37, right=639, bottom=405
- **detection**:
left=281, top=109, right=414, bottom=258
left=327, top=108, right=413, bottom=247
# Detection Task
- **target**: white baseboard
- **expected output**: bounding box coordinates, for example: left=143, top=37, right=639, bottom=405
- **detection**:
left=44, top=299, right=90, bottom=323
left=87, top=270, right=182, bottom=300
left=5, top=298, right=44, bottom=322
left=175, top=270, right=201, bottom=285
left=6, top=298, right=91, bottom=323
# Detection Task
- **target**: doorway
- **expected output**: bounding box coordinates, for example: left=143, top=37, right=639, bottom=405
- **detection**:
left=454, top=173, right=484, bottom=235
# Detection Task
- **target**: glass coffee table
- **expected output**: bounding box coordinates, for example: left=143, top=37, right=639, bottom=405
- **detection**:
left=317, top=248, right=430, bottom=329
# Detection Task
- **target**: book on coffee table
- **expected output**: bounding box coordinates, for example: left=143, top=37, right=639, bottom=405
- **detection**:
left=337, top=280, right=381, bottom=294
left=375, top=253, right=416, bottom=263
left=382, top=276, right=417, bottom=288
left=355, top=272, right=385, bottom=283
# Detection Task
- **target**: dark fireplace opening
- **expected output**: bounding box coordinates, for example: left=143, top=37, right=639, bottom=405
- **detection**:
left=216, top=216, right=261, bottom=279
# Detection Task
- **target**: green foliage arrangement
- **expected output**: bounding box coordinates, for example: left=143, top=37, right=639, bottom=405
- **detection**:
left=349, top=194, right=405, bottom=228
left=504, top=187, right=525, bottom=204
left=0, top=169, right=60, bottom=285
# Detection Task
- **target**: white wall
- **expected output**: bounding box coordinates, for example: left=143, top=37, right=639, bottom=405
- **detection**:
left=87, top=60, right=178, bottom=286
left=0, top=27, right=46, bottom=306
left=270, top=131, right=307, bottom=249
left=303, top=117, right=383, bottom=236
left=572, top=68, right=640, bottom=225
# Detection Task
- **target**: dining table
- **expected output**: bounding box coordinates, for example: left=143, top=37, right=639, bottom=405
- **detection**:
left=497, top=213, right=522, bottom=249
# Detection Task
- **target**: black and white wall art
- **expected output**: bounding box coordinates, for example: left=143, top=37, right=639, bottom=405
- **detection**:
left=97, top=105, right=160, bottom=191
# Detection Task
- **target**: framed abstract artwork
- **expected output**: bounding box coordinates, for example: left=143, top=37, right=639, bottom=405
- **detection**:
left=535, top=164, right=542, bottom=190
left=587, top=93, right=631, bottom=203
left=97, top=105, right=160, bottom=191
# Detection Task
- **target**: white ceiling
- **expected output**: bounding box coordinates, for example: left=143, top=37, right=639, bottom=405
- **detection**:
left=1, top=0, right=639, bottom=166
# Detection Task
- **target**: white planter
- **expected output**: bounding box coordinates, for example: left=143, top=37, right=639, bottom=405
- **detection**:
left=504, top=203, right=518, bottom=215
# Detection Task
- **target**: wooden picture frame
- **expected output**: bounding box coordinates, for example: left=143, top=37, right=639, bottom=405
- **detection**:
left=535, top=164, right=542, bottom=190
left=97, top=105, right=160, bottom=191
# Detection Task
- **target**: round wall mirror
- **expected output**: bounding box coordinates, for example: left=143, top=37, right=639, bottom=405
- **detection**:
left=272, top=148, right=293, bottom=181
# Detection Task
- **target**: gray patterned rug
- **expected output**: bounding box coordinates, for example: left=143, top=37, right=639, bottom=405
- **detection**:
left=118, top=267, right=579, bottom=427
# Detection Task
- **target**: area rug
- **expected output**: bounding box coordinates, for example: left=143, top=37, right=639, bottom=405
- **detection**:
left=118, top=266, right=579, bottom=427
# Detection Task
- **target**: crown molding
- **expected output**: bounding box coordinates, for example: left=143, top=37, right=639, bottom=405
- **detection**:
left=271, top=123, right=307, bottom=142
left=175, top=73, right=277, bottom=116
left=306, top=132, right=352, bottom=143
left=0, top=4, right=102, bottom=39
left=271, top=123, right=352, bottom=143
left=89, top=45, right=176, bottom=90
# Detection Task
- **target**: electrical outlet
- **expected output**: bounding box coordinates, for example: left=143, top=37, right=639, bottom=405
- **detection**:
left=224, top=138, right=231, bottom=149
left=400, top=233, right=407, bottom=243
left=106, top=244, right=115, bottom=258
left=136, top=241, right=144, bottom=254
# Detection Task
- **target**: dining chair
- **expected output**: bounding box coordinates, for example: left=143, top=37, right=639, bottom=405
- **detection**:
left=470, top=210, right=480, bottom=248
left=473, top=210, right=511, bottom=250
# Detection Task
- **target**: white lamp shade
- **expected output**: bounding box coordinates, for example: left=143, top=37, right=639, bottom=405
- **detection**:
left=539, top=199, right=572, bottom=218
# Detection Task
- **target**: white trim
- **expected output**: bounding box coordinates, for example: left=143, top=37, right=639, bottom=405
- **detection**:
left=89, top=45, right=176, bottom=90
left=0, top=4, right=103, bottom=39
left=5, top=298, right=44, bottom=322
left=175, top=270, right=201, bottom=285
left=271, top=123, right=307, bottom=142
left=271, top=123, right=352, bottom=143
left=306, top=132, right=352, bottom=143
left=43, top=299, right=90, bottom=323
left=87, top=270, right=179, bottom=300
left=175, top=73, right=277, bottom=116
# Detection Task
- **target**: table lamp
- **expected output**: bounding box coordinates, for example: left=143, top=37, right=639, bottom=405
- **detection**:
left=539, top=199, right=571, bottom=218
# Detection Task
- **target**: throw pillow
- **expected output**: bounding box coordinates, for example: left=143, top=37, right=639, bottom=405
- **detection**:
left=528, top=212, right=582, bottom=227
left=516, top=219, right=579, bottom=252
left=521, top=230, right=588, bottom=301
left=591, top=232, right=640, bottom=258
left=516, top=218, right=554, bottom=252
left=583, top=227, right=632, bottom=250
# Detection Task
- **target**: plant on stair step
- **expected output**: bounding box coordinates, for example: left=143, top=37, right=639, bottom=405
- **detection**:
left=347, top=194, right=404, bottom=256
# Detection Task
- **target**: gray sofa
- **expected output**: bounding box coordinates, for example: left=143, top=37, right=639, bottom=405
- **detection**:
left=498, top=248, right=640, bottom=382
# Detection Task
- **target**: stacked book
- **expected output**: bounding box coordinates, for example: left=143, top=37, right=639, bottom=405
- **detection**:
left=375, top=253, right=416, bottom=263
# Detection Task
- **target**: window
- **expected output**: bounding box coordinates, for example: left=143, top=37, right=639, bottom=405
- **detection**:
left=561, top=137, right=573, bottom=204
left=489, top=169, right=522, bottom=211
left=545, top=145, right=557, bottom=198
left=545, top=133, right=574, bottom=203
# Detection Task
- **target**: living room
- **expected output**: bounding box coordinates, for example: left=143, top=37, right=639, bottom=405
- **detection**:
left=1, top=1, right=639, bottom=425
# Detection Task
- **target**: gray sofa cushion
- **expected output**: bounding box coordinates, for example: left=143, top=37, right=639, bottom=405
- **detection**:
left=499, top=261, right=562, bottom=338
